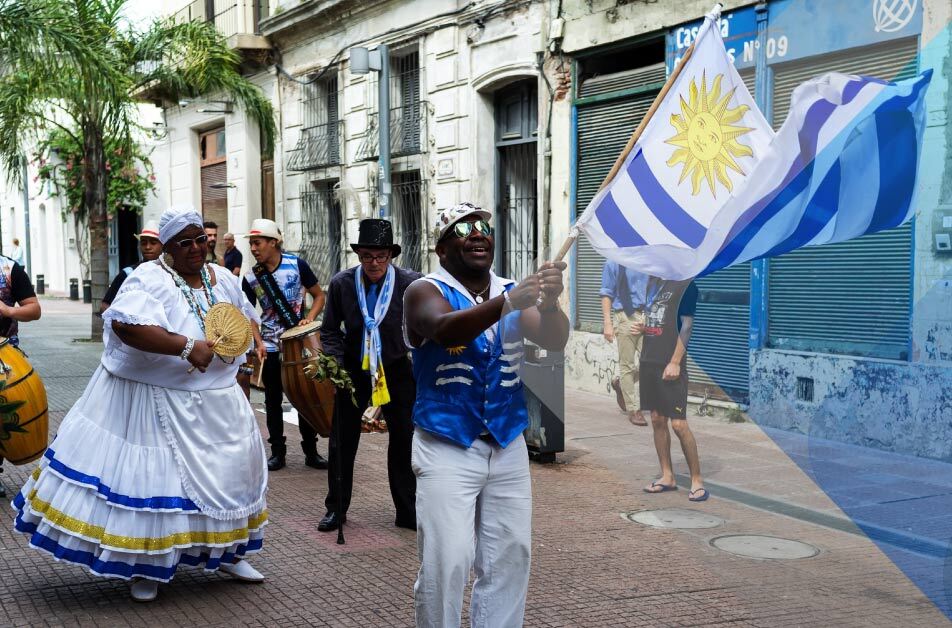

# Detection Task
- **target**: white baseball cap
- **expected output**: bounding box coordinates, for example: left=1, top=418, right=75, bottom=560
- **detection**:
left=244, top=218, right=283, bottom=242
left=135, top=220, right=160, bottom=241
left=433, top=203, right=493, bottom=241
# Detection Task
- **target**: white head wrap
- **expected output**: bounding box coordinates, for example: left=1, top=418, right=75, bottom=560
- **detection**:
left=158, top=205, right=205, bottom=244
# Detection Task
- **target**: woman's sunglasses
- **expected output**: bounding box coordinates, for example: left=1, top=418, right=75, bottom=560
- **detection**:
left=174, top=234, right=209, bottom=249
left=448, top=219, right=493, bottom=240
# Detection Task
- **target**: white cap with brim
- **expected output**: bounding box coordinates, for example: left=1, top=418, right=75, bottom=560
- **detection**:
left=244, top=218, right=283, bottom=242
left=135, top=220, right=160, bottom=241
left=433, top=202, right=492, bottom=241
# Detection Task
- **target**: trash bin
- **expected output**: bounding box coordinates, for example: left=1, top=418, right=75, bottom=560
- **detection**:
left=82, top=279, right=92, bottom=304
left=69, top=278, right=79, bottom=301
left=35, top=274, right=44, bottom=295
left=522, top=346, right=565, bottom=463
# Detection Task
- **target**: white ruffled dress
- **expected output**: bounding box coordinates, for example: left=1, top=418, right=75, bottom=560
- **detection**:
left=12, top=262, right=268, bottom=582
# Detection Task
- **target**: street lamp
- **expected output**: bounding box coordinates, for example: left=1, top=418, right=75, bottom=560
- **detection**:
left=349, top=44, right=391, bottom=218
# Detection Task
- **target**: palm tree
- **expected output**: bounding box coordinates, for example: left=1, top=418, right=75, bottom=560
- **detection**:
left=0, top=0, right=275, bottom=339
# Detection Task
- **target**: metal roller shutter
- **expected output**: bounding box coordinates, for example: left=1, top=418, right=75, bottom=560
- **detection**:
left=200, top=161, right=228, bottom=233
left=767, top=38, right=919, bottom=361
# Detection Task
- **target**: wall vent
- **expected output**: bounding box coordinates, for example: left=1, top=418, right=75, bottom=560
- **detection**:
left=796, top=377, right=814, bottom=402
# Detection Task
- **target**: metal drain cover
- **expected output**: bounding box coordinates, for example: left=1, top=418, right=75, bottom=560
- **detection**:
left=625, top=508, right=725, bottom=529
left=711, top=535, right=819, bottom=560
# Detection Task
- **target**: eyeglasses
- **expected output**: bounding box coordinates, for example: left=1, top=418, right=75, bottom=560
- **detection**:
left=358, top=252, right=391, bottom=264
left=448, top=219, right=493, bottom=240
left=174, top=234, right=209, bottom=249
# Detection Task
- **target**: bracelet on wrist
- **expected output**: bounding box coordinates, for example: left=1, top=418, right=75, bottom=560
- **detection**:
left=503, top=290, right=516, bottom=311
left=180, top=337, right=196, bottom=361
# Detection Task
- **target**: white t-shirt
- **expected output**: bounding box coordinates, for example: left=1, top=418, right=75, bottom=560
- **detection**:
left=101, top=261, right=259, bottom=391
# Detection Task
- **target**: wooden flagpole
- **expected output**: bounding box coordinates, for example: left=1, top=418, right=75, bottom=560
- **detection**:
left=552, top=4, right=720, bottom=262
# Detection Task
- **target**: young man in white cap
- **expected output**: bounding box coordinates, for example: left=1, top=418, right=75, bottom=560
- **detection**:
left=99, top=220, right=163, bottom=314
left=242, top=218, right=327, bottom=471
left=404, top=202, right=569, bottom=627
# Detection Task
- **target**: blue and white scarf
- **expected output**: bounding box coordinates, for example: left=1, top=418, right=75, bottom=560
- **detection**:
left=356, top=265, right=395, bottom=406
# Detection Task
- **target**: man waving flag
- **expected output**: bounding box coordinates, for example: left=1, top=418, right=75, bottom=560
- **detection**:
left=572, top=4, right=931, bottom=280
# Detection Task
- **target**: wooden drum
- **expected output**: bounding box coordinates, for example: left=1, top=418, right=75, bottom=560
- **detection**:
left=0, top=338, right=49, bottom=465
left=279, top=321, right=335, bottom=437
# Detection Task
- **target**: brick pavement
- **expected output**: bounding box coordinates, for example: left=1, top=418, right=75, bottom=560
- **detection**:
left=0, top=298, right=948, bottom=626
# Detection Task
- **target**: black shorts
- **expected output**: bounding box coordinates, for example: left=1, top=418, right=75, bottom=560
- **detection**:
left=639, top=362, right=689, bottom=419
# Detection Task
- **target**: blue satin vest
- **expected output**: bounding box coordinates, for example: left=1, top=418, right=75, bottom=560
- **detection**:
left=411, top=279, right=527, bottom=448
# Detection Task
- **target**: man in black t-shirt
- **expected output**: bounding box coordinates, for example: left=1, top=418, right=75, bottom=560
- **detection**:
left=0, top=253, right=42, bottom=498
left=638, top=278, right=708, bottom=502
left=222, top=232, right=243, bottom=276
left=100, top=221, right=162, bottom=313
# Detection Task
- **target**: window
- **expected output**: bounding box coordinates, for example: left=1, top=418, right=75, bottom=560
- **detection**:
left=299, top=181, right=342, bottom=284
left=391, top=171, right=425, bottom=272
left=288, top=76, right=340, bottom=171
left=356, top=48, right=423, bottom=160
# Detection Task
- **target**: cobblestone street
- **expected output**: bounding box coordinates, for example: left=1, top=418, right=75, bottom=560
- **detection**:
left=0, top=298, right=948, bottom=627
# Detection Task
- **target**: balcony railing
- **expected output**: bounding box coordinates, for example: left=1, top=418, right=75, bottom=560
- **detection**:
left=287, top=121, right=341, bottom=171
left=173, top=0, right=269, bottom=39
left=356, top=103, right=426, bottom=161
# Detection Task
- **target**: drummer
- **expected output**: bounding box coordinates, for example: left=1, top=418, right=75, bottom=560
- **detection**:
left=317, top=218, right=421, bottom=533
left=0, top=251, right=41, bottom=498
left=242, top=218, right=327, bottom=471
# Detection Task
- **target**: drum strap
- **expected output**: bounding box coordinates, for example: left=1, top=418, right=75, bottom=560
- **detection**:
left=252, top=263, right=300, bottom=329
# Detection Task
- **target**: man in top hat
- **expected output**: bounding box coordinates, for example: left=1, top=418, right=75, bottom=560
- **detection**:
left=100, top=220, right=163, bottom=314
left=317, top=219, right=422, bottom=533
left=242, top=218, right=328, bottom=471
left=404, top=203, right=569, bottom=627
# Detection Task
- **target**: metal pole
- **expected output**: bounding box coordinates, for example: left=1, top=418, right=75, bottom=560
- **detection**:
left=377, top=43, right=391, bottom=219
left=21, top=155, right=31, bottom=277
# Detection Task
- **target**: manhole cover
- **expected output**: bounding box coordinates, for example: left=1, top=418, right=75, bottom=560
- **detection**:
left=624, top=508, right=725, bottom=529
left=711, top=535, right=819, bottom=560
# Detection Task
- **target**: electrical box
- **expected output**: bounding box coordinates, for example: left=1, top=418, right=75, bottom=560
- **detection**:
left=933, top=206, right=952, bottom=255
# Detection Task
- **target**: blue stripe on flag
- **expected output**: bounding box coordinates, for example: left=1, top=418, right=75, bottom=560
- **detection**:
left=760, top=161, right=842, bottom=259
left=627, top=150, right=706, bottom=248
left=866, top=107, right=918, bottom=234
left=593, top=188, right=647, bottom=248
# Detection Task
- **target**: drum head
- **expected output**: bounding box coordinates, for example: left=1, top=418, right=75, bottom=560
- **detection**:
left=280, top=319, right=321, bottom=339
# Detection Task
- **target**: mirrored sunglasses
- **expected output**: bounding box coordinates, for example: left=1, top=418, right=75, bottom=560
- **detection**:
left=449, top=219, right=493, bottom=240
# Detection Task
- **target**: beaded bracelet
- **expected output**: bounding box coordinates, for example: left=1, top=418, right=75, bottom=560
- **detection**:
left=180, top=337, right=196, bottom=361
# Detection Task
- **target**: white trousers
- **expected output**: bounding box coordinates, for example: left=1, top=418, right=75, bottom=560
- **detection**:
left=412, top=428, right=532, bottom=628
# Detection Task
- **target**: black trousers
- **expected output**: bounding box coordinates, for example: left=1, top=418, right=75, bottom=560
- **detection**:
left=325, top=357, right=416, bottom=524
left=263, top=351, right=318, bottom=458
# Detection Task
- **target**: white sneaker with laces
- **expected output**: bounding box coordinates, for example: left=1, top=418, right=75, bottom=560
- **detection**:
left=219, top=560, right=264, bottom=582
left=129, top=578, right=159, bottom=602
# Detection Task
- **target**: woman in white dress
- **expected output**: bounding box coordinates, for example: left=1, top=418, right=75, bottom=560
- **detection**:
left=12, top=207, right=269, bottom=602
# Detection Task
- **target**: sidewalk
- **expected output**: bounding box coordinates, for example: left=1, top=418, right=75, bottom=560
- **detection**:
left=0, top=301, right=948, bottom=626
left=565, top=386, right=952, bottom=620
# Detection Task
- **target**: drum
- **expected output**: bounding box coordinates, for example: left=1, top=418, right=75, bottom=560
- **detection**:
left=279, top=321, right=335, bottom=437
left=0, top=338, right=49, bottom=465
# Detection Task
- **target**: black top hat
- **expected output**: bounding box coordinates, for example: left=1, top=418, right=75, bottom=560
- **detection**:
left=350, top=219, right=401, bottom=257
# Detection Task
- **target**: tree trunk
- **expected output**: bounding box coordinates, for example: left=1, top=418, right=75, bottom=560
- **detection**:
left=84, top=124, right=108, bottom=341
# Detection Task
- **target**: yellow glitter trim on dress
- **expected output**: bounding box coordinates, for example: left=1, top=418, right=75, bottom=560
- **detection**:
left=23, top=490, right=268, bottom=552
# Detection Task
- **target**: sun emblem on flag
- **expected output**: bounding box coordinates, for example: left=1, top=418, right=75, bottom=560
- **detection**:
left=666, top=71, right=754, bottom=197
left=446, top=346, right=466, bottom=356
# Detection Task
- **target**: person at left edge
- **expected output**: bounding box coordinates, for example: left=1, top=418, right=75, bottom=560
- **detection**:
left=242, top=218, right=328, bottom=471
left=100, top=220, right=163, bottom=314
left=12, top=206, right=267, bottom=602
left=0, top=251, right=41, bottom=499
left=316, top=218, right=421, bottom=533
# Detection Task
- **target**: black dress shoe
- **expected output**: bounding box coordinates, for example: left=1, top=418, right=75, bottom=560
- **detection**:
left=267, top=455, right=286, bottom=471
left=303, top=453, right=328, bottom=469
left=317, top=512, right=346, bottom=532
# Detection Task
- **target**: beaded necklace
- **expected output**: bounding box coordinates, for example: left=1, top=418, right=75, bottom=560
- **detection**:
left=159, top=256, right=217, bottom=333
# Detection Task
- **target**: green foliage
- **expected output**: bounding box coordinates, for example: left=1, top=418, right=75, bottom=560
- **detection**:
left=35, top=129, right=155, bottom=220
left=303, top=353, right=359, bottom=408
left=726, top=407, right=747, bottom=423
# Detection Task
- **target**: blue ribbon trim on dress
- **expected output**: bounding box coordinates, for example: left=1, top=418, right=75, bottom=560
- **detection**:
left=41, top=448, right=200, bottom=512
left=13, top=513, right=262, bottom=582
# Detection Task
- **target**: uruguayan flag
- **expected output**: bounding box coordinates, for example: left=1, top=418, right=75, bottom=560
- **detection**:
left=575, top=10, right=931, bottom=280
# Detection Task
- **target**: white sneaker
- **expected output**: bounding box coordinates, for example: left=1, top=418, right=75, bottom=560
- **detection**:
left=129, top=578, right=159, bottom=602
left=218, top=560, right=265, bottom=582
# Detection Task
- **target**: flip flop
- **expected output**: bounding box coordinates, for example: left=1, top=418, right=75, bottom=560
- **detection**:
left=688, top=488, right=710, bottom=502
left=643, top=481, right=678, bottom=494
